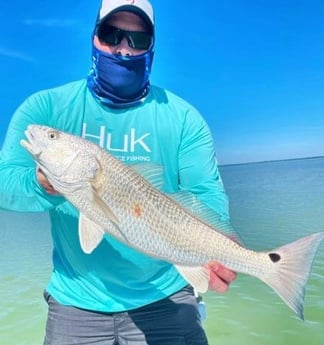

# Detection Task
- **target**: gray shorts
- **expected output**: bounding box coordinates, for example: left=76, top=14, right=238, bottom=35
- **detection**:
left=43, top=285, right=209, bottom=345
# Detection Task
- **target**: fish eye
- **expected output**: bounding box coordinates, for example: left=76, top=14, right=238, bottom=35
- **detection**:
left=48, top=131, right=59, bottom=140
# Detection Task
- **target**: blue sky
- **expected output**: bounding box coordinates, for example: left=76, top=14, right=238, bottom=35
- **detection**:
left=0, top=1, right=323, bottom=165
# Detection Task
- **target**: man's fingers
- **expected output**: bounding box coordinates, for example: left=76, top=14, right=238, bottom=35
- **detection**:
left=205, top=262, right=237, bottom=293
left=37, top=168, right=59, bottom=195
left=209, top=262, right=237, bottom=283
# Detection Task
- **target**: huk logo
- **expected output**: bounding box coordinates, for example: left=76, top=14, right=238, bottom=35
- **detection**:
left=125, top=0, right=135, bottom=4
left=82, top=123, right=152, bottom=154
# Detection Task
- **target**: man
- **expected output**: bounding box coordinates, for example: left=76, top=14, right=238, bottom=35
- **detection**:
left=0, top=0, right=236, bottom=344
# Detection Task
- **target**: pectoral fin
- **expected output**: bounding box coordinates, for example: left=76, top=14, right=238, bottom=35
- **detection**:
left=79, top=213, right=106, bottom=254
left=91, top=189, right=120, bottom=225
left=175, top=265, right=210, bottom=293
left=77, top=186, right=121, bottom=253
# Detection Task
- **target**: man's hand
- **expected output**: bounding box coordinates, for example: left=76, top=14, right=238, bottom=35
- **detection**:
left=37, top=168, right=59, bottom=195
left=205, top=262, right=237, bottom=293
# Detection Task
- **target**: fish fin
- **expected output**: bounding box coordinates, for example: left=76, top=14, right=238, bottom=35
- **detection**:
left=67, top=179, right=120, bottom=227
left=89, top=187, right=120, bottom=226
left=175, top=265, right=210, bottom=293
left=91, top=192, right=132, bottom=243
left=79, top=212, right=130, bottom=253
left=130, top=163, right=164, bottom=190
left=77, top=184, right=130, bottom=252
left=259, top=232, right=324, bottom=320
left=79, top=213, right=106, bottom=254
left=170, top=191, right=243, bottom=245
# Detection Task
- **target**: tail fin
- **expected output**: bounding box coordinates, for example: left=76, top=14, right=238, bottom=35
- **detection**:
left=260, top=232, right=324, bottom=320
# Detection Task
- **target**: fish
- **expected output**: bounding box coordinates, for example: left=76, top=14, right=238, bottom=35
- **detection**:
left=21, top=124, right=324, bottom=320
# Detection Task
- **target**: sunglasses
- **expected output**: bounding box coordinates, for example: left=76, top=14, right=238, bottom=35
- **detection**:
left=98, top=25, right=152, bottom=50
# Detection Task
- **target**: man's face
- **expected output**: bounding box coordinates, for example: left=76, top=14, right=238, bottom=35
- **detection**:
left=95, top=11, right=152, bottom=56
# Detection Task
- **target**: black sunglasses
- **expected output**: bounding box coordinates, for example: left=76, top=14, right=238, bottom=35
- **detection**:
left=98, top=25, right=152, bottom=50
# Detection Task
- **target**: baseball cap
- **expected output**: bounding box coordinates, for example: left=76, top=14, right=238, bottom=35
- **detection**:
left=98, top=0, right=154, bottom=29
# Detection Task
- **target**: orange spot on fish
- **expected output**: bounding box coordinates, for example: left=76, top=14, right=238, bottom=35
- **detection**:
left=132, top=203, right=142, bottom=218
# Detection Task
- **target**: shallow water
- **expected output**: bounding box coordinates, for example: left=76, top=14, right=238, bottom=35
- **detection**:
left=1, top=158, right=324, bottom=344
left=203, top=157, right=324, bottom=345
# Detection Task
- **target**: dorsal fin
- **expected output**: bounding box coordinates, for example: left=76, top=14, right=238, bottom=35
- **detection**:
left=130, top=163, right=164, bottom=190
left=170, top=191, right=243, bottom=245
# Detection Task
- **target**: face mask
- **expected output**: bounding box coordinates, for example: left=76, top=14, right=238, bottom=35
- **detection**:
left=87, top=43, right=154, bottom=108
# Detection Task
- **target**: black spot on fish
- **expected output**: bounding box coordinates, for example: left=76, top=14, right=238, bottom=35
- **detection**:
left=269, top=253, right=281, bottom=263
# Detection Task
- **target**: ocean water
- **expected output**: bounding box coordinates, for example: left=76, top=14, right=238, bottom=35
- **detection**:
left=1, top=157, right=324, bottom=345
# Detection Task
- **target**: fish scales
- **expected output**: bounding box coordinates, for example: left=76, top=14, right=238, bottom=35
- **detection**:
left=90, top=151, right=252, bottom=267
left=21, top=125, right=324, bottom=320
left=89, top=152, right=221, bottom=264
left=46, top=140, right=299, bottom=279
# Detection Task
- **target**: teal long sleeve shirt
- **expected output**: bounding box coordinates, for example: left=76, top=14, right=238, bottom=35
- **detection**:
left=0, top=80, right=229, bottom=312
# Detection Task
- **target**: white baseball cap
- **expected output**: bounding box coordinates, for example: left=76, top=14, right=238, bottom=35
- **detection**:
left=99, top=0, right=154, bottom=27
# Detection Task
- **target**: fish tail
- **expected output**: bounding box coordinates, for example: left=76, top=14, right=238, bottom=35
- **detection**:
left=260, top=232, right=324, bottom=320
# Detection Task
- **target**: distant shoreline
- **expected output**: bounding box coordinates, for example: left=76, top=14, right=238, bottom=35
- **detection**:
left=220, top=155, right=324, bottom=168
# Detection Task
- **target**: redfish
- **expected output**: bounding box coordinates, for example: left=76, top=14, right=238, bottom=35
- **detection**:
left=21, top=125, right=324, bottom=320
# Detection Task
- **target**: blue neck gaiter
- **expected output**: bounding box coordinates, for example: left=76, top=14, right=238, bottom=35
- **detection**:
left=87, top=43, right=154, bottom=108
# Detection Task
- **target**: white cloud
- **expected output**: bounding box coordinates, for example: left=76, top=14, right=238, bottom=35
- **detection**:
left=0, top=47, right=35, bottom=63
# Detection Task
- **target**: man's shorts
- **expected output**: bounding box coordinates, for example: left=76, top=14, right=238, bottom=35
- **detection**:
left=43, top=285, right=209, bottom=345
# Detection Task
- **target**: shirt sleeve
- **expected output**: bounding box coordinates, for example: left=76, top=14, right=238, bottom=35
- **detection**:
left=0, top=93, right=66, bottom=212
left=178, top=108, right=230, bottom=221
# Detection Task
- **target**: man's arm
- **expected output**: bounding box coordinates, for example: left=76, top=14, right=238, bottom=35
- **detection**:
left=0, top=95, right=65, bottom=212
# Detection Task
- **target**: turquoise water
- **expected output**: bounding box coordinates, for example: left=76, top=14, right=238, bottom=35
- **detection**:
left=1, top=157, right=324, bottom=344
left=204, top=157, right=324, bottom=345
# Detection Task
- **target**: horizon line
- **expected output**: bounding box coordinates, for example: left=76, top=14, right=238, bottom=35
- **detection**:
left=220, top=155, right=324, bottom=167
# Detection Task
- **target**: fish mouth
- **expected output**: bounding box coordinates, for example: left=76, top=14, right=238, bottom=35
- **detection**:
left=20, top=127, right=42, bottom=158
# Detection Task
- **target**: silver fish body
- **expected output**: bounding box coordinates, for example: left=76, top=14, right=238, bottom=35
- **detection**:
left=21, top=125, right=324, bottom=320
